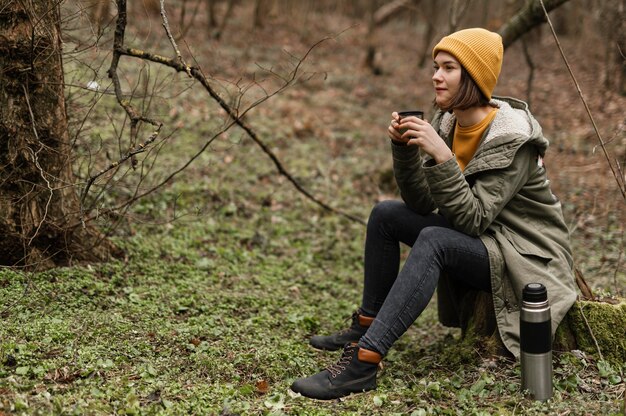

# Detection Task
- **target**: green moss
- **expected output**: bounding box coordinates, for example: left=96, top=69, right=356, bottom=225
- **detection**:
left=561, top=300, right=626, bottom=365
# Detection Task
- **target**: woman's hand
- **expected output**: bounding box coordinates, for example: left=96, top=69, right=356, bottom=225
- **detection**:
left=396, top=115, right=454, bottom=164
left=387, top=112, right=408, bottom=144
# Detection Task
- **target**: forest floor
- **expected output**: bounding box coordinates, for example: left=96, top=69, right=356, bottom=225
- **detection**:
left=1, top=2, right=625, bottom=415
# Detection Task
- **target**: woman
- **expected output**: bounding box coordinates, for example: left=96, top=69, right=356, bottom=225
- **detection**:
left=291, top=28, right=577, bottom=400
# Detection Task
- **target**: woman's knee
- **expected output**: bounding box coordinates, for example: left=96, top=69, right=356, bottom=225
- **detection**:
left=411, top=226, right=487, bottom=263
left=417, top=226, right=443, bottom=240
left=368, top=200, right=405, bottom=227
left=413, top=226, right=451, bottom=253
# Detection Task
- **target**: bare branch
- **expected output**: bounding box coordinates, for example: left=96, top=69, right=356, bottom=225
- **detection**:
left=499, top=0, right=571, bottom=48
left=80, top=0, right=366, bottom=230
left=538, top=0, right=626, bottom=201
left=373, top=0, right=416, bottom=26
left=78, top=0, right=166, bottom=225
left=117, top=37, right=365, bottom=225
left=108, top=0, right=160, bottom=129
left=79, top=125, right=163, bottom=227
left=448, top=0, right=471, bottom=33
left=575, top=268, right=594, bottom=300
left=577, top=302, right=604, bottom=362
left=521, top=35, right=535, bottom=107
left=159, top=0, right=191, bottom=75
left=616, top=158, right=625, bottom=192
left=176, top=0, right=202, bottom=40
left=80, top=125, right=233, bottom=224
left=22, top=85, right=53, bottom=245
left=613, top=227, right=624, bottom=296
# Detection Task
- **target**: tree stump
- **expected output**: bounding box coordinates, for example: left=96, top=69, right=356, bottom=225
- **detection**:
left=456, top=290, right=626, bottom=365
left=456, top=290, right=512, bottom=358
left=554, top=299, right=626, bottom=365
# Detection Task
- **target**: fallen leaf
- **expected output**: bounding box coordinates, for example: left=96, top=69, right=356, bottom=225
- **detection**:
left=255, top=379, right=269, bottom=394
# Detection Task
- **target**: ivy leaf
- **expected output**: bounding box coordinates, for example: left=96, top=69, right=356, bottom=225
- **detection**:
left=264, top=393, right=285, bottom=410
left=597, top=360, right=613, bottom=378
left=15, top=366, right=29, bottom=375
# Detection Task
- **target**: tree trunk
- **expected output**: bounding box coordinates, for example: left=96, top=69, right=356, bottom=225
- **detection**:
left=458, top=291, right=626, bottom=365
left=448, top=0, right=471, bottom=34
left=457, top=291, right=511, bottom=357
left=417, top=0, right=439, bottom=68
left=253, top=0, right=272, bottom=28
left=89, top=0, right=112, bottom=34
left=498, top=0, right=572, bottom=49
left=372, top=0, right=415, bottom=26
left=363, top=0, right=419, bottom=75
left=206, top=0, right=217, bottom=28
left=0, top=1, right=120, bottom=268
left=599, top=0, right=626, bottom=95
left=363, top=0, right=382, bottom=75
left=213, top=0, right=237, bottom=40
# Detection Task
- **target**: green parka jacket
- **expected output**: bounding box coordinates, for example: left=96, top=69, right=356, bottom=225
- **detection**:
left=390, top=97, right=577, bottom=357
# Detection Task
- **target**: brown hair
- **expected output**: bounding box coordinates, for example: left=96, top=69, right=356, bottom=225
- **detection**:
left=436, top=67, right=492, bottom=112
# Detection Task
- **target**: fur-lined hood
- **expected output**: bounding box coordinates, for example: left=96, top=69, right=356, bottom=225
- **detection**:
left=431, top=97, right=548, bottom=176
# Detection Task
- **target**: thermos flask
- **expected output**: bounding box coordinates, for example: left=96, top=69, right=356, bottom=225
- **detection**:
left=520, top=283, right=553, bottom=401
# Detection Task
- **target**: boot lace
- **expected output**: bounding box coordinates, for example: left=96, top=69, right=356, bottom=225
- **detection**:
left=326, top=344, right=356, bottom=378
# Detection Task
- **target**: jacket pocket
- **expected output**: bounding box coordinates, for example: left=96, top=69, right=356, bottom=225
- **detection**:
left=502, top=227, right=552, bottom=263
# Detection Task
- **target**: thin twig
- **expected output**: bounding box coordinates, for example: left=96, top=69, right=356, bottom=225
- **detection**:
left=81, top=0, right=164, bottom=225
left=577, top=302, right=604, bottom=362
left=539, top=0, right=626, bottom=201
left=159, top=0, right=191, bottom=76
left=574, top=268, right=594, bottom=300
left=22, top=85, right=53, bottom=246
left=79, top=126, right=162, bottom=227
left=616, top=158, right=625, bottom=192
left=108, top=0, right=160, bottom=128
left=613, top=227, right=624, bottom=296
left=96, top=1, right=364, bottom=227
left=118, top=39, right=365, bottom=225
left=521, top=35, right=535, bottom=108
left=176, top=0, right=202, bottom=41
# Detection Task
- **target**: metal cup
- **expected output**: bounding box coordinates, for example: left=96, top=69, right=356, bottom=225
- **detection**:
left=397, top=110, right=424, bottom=135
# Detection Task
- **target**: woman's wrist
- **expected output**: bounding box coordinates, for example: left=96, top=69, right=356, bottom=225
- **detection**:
left=433, top=150, right=454, bottom=164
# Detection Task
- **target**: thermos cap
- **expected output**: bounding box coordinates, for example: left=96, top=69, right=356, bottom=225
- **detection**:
left=523, top=283, right=548, bottom=302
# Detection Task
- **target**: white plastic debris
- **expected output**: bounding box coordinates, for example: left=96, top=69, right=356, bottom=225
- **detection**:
left=86, top=81, right=100, bottom=91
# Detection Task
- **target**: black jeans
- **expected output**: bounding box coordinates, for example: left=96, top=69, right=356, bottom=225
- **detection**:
left=358, top=200, right=491, bottom=356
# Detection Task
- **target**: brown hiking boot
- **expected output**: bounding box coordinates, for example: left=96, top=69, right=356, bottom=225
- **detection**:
left=309, top=310, right=375, bottom=351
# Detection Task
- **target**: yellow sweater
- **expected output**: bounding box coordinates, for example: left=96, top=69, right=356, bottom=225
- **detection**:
left=452, top=109, right=498, bottom=171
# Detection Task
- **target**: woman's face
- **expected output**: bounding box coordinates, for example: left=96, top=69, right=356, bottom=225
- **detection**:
left=432, top=52, right=462, bottom=108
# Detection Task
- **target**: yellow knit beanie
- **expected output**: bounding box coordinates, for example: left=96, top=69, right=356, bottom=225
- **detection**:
left=432, top=28, right=503, bottom=100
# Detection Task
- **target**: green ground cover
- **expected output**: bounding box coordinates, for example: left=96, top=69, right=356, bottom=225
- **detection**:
left=2, top=2, right=625, bottom=414
left=1, top=180, right=623, bottom=414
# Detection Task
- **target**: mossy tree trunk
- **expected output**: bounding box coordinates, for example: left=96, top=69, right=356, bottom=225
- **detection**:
left=554, top=299, right=626, bottom=365
left=460, top=291, right=626, bottom=365
left=0, top=1, right=120, bottom=268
